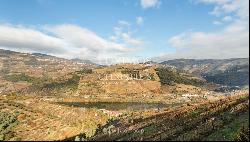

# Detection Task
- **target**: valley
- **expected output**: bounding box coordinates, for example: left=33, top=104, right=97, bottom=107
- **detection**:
left=0, top=49, right=249, bottom=141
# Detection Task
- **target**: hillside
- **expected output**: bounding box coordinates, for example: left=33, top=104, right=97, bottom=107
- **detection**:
left=0, top=49, right=207, bottom=97
left=71, top=58, right=97, bottom=65
left=160, top=58, right=249, bottom=87
left=0, top=49, right=249, bottom=141
left=0, top=49, right=95, bottom=94
left=87, top=92, right=249, bottom=141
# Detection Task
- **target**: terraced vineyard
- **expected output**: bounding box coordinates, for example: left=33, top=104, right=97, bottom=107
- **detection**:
left=0, top=91, right=248, bottom=141
left=86, top=93, right=249, bottom=141
left=0, top=49, right=249, bottom=141
left=0, top=95, right=109, bottom=141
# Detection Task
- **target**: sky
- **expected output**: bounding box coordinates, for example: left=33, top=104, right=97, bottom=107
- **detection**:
left=0, top=0, right=249, bottom=63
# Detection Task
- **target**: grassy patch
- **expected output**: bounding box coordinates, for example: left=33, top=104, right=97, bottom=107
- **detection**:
left=4, top=73, right=51, bottom=84
left=141, top=124, right=158, bottom=135
left=0, top=112, right=18, bottom=141
left=76, top=69, right=93, bottom=75
left=205, top=112, right=249, bottom=141
left=187, top=106, right=208, bottom=117
left=155, top=67, right=204, bottom=86
left=43, top=74, right=80, bottom=90
left=4, top=73, right=36, bottom=83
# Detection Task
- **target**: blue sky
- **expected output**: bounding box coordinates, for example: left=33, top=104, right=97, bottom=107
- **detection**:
left=0, top=0, right=249, bottom=63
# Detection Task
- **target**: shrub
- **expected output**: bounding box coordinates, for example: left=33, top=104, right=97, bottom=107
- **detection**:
left=0, top=112, right=18, bottom=141
left=155, top=68, right=204, bottom=86
left=76, top=69, right=93, bottom=74
left=234, top=126, right=249, bottom=141
left=4, top=73, right=51, bottom=84
left=43, top=74, right=80, bottom=90
left=4, top=73, right=35, bottom=82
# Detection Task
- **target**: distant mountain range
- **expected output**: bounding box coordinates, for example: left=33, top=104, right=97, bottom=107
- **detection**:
left=161, top=58, right=249, bottom=87
left=1, top=48, right=249, bottom=88
left=71, top=58, right=96, bottom=65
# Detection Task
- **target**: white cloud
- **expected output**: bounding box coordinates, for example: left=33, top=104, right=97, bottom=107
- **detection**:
left=212, top=16, right=232, bottom=25
left=110, top=20, right=145, bottom=48
left=109, top=35, right=118, bottom=42
left=168, top=21, right=248, bottom=53
left=47, top=24, right=130, bottom=52
left=0, top=24, right=67, bottom=54
left=0, top=24, right=135, bottom=63
left=222, top=15, right=232, bottom=22
left=121, top=33, right=144, bottom=47
left=156, top=0, right=249, bottom=61
left=199, top=0, right=249, bottom=19
left=118, top=20, right=131, bottom=27
left=140, top=0, right=160, bottom=9
left=136, top=17, right=144, bottom=25
left=213, top=21, right=223, bottom=25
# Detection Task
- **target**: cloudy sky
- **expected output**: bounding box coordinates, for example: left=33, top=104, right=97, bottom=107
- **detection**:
left=0, top=0, right=249, bottom=63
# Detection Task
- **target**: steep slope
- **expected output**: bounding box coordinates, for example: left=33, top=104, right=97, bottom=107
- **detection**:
left=76, top=64, right=162, bottom=96
left=0, top=49, right=94, bottom=94
left=87, top=93, right=249, bottom=141
left=160, top=58, right=249, bottom=87
left=75, top=64, right=207, bottom=97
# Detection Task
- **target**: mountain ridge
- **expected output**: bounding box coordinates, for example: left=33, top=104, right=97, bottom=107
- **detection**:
left=160, top=58, right=249, bottom=87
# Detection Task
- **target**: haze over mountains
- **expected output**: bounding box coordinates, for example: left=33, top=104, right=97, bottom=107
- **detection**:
left=161, top=58, right=249, bottom=87
left=1, top=48, right=249, bottom=90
